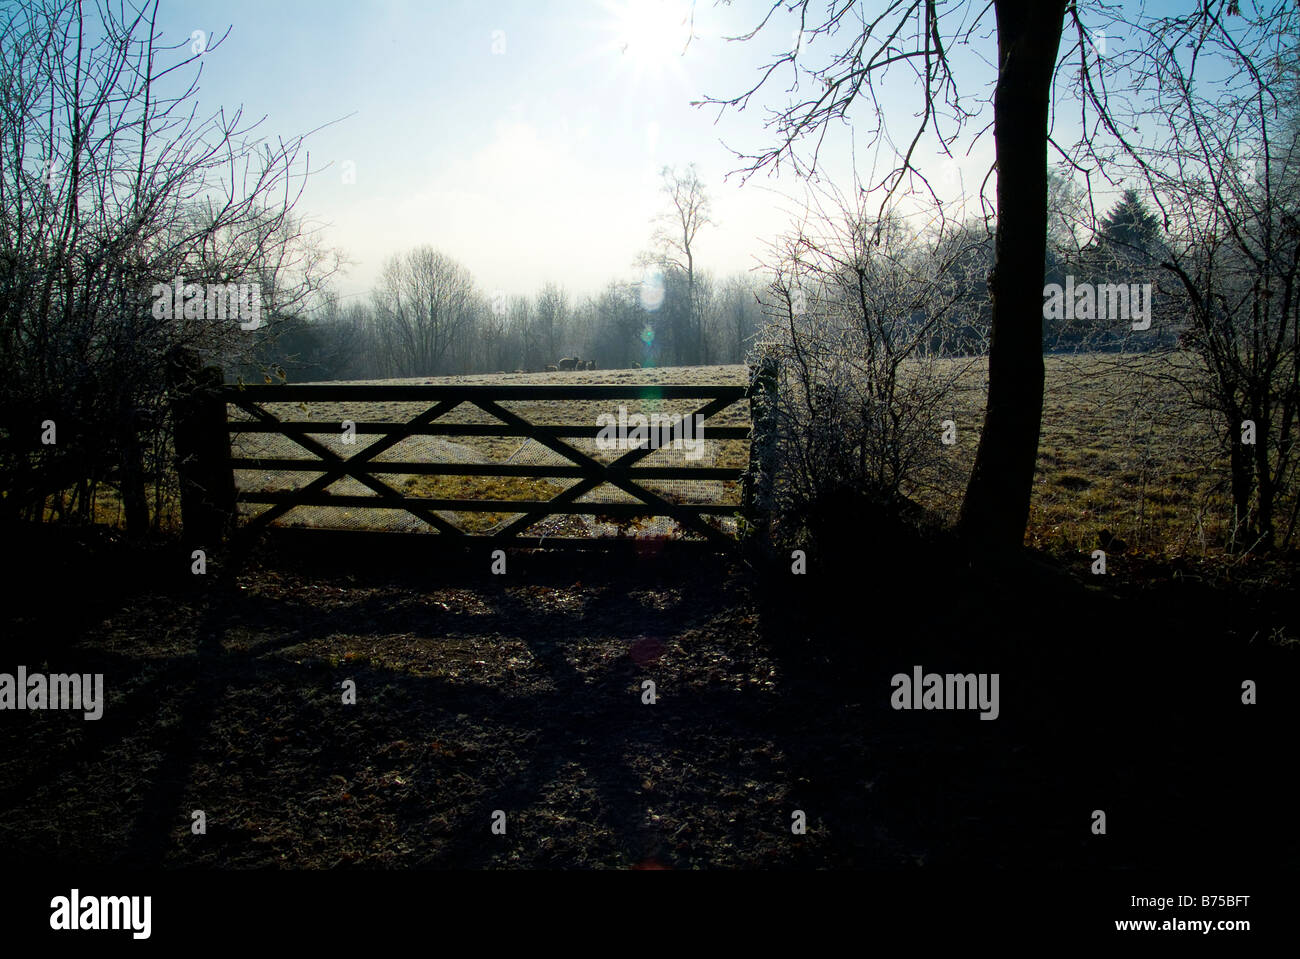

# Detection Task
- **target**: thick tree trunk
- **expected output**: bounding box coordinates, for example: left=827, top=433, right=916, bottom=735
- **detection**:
left=957, top=0, right=1068, bottom=551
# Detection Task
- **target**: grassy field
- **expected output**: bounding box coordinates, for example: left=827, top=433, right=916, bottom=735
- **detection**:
left=1028, top=354, right=1239, bottom=559
left=907, top=352, right=1247, bottom=563
left=77, top=352, right=1286, bottom=565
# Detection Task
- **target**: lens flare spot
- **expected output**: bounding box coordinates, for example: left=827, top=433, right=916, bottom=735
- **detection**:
left=639, top=270, right=664, bottom=311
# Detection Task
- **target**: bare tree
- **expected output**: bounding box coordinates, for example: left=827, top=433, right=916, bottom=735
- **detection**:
left=712, top=273, right=761, bottom=363
left=757, top=180, right=985, bottom=548
left=696, top=0, right=1259, bottom=552
left=652, top=164, right=713, bottom=365
left=590, top=281, right=645, bottom=370
left=0, top=0, right=331, bottom=533
left=535, top=282, right=568, bottom=366
left=507, top=294, right=536, bottom=370
left=1095, top=7, right=1300, bottom=551
left=370, top=246, right=480, bottom=376
left=696, top=0, right=1068, bottom=549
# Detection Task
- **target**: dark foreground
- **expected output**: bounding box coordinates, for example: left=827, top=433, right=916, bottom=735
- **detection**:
left=1, top=523, right=1297, bottom=873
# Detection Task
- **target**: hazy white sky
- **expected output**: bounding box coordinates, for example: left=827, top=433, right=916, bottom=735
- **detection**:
left=148, top=0, right=1185, bottom=303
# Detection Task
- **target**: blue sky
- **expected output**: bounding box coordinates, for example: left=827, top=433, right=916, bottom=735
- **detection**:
left=143, top=0, right=1201, bottom=303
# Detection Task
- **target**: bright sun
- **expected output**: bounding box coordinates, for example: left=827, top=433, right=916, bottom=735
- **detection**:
left=606, top=0, right=692, bottom=72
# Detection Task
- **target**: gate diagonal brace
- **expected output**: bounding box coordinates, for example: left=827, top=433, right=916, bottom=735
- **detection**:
left=471, top=396, right=735, bottom=546
left=231, top=396, right=465, bottom=535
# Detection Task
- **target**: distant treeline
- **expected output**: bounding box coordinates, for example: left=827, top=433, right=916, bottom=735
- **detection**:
left=239, top=187, right=1179, bottom=384
left=235, top=258, right=769, bottom=383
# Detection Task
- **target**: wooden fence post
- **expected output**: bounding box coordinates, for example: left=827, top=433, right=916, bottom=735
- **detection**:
left=743, top=348, right=780, bottom=547
left=167, top=348, right=236, bottom=545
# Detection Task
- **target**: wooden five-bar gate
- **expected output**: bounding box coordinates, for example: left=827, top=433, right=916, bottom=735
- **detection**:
left=174, top=366, right=778, bottom=552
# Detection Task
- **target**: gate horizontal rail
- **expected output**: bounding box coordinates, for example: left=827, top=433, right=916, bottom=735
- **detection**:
left=227, top=423, right=750, bottom=438
left=237, top=493, right=739, bottom=516
left=228, top=384, right=749, bottom=401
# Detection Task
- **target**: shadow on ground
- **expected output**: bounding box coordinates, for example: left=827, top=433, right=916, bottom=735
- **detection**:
left=0, top=523, right=1295, bottom=869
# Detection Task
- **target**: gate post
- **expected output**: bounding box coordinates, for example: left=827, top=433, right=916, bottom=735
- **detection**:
left=167, top=348, right=236, bottom=545
left=118, top=403, right=150, bottom=538
left=743, top=347, right=780, bottom=547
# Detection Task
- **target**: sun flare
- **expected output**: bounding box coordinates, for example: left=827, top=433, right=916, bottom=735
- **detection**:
left=606, top=0, right=692, bottom=72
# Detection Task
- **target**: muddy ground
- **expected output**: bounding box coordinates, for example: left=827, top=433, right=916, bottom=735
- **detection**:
left=1, top=523, right=1296, bottom=870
